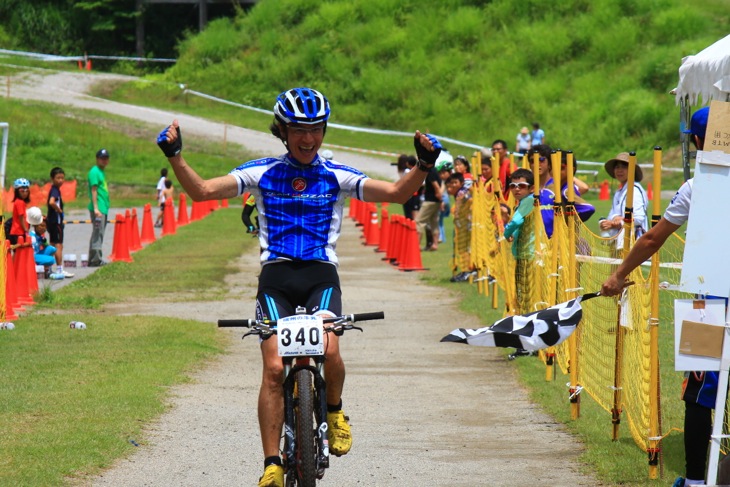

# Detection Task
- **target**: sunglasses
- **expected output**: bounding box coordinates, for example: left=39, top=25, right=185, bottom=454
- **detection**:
left=509, top=182, right=530, bottom=189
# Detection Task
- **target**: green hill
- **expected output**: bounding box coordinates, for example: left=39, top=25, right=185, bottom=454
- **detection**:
left=162, top=0, right=729, bottom=165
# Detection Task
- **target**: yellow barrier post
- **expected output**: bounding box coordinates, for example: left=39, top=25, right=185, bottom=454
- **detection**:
left=647, top=147, right=663, bottom=479
left=566, top=151, right=581, bottom=419
left=611, top=151, right=637, bottom=440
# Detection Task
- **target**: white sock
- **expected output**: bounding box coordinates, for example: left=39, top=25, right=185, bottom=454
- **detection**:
left=58, top=265, right=64, bottom=274
left=684, top=479, right=705, bottom=486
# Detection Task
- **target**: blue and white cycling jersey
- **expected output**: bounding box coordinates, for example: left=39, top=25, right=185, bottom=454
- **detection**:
left=229, top=153, right=368, bottom=265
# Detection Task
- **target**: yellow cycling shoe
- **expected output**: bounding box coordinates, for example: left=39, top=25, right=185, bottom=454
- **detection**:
left=258, top=464, right=284, bottom=487
left=327, top=410, right=352, bottom=456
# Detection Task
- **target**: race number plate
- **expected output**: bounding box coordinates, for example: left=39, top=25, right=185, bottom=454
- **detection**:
left=277, top=315, right=325, bottom=357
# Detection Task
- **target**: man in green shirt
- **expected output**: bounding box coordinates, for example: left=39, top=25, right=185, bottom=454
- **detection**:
left=88, top=148, right=110, bottom=266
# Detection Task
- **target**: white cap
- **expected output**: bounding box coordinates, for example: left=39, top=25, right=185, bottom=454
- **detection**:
left=26, top=206, right=43, bottom=226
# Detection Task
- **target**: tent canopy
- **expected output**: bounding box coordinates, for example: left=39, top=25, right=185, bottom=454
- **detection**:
left=675, top=34, right=730, bottom=105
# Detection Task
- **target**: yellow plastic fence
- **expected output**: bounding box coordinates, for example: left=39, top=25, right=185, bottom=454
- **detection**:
left=456, top=150, right=715, bottom=479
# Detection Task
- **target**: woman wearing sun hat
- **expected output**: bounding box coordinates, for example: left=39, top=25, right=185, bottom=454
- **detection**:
left=599, top=152, right=648, bottom=247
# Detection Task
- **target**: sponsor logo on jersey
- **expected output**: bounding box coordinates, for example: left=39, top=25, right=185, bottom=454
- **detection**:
left=292, top=178, right=307, bottom=192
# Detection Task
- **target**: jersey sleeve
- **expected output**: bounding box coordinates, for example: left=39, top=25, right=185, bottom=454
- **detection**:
left=663, top=179, right=692, bottom=226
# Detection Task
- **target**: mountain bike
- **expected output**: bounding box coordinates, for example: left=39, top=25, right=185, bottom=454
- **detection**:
left=218, top=308, right=385, bottom=487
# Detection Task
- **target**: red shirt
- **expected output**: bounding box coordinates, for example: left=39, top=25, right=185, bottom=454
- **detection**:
left=498, top=157, right=512, bottom=190
left=10, top=199, right=28, bottom=236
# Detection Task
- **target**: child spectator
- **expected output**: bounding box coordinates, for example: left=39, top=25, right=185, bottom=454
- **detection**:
left=8, top=178, right=31, bottom=245
left=162, top=178, right=174, bottom=210
left=453, top=155, right=474, bottom=190
left=27, top=207, right=63, bottom=279
left=503, top=168, right=536, bottom=315
left=155, top=168, right=169, bottom=228
left=46, top=167, right=73, bottom=278
left=446, top=172, right=475, bottom=282
left=503, top=168, right=537, bottom=357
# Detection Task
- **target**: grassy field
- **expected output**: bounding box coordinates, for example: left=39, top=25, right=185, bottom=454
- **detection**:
left=0, top=208, right=253, bottom=486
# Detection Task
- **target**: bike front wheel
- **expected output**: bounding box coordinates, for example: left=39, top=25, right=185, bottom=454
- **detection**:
left=293, top=369, right=317, bottom=487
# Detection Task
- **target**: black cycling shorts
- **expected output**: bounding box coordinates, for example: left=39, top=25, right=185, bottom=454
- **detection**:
left=256, top=260, right=342, bottom=321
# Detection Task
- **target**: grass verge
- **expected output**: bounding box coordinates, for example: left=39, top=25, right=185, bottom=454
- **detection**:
left=0, top=208, right=256, bottom=486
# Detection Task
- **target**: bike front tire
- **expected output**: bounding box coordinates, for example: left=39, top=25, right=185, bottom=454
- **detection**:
left=293, top=369, right=317, bottom=487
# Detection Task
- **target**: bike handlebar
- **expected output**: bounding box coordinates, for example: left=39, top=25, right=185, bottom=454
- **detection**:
left=217, top=312, right=385, bottom=329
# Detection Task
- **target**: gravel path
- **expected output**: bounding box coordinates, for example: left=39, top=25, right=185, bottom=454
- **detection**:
left=7, top=68, right=600, bottom=486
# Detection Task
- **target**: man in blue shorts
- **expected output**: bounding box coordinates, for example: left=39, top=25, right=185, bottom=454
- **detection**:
left=157, top=87, right=442, bottom=487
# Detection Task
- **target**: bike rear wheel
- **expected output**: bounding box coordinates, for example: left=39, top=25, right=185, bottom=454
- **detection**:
left=294, top=369, right=317, bottom=487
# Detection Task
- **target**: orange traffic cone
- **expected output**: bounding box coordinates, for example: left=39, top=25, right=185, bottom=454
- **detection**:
left=177, top=193, right=190, bottom=226
left=162, top=199, right=177, bottom=236
left=599, top=180, right=610, bottom=201
left=349, top=198, right=359, bottom=221
left=386, top=215, right=405, bottom=265
left=109, top=213, right=133, bottom=263
left=398, top=220, right=428, bottom=272
left=647, top=182, right=653, bottom=201
left=376, top=207, right=390, bottom=254
left=4, top=241, right=20, bottom=319
left=364, top=203, right=380, bottom=246
left=140, top=203, right=156, bottom=244
left=13, top=237, right=34, bottom=305
left=24, top=237, right=39, bottom=296
left=190, top=200, right=203, bottom=221
left=128, top=209, right=142, bottom=251
left=221, top=198, right=229, bottom=208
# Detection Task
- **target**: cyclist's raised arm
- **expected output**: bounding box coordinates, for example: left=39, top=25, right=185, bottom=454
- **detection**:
left=157, top=119, right=239, bottom=201
left=362, top=130, right=441, bottom=203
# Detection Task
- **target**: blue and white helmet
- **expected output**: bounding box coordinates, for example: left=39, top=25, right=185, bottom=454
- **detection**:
left=274, top=88, right=330, bottom=125
left=13, top=178, right=30, bottom=188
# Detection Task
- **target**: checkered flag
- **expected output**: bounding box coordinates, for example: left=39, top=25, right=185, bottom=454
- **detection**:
left=441, top=293, right=600, bottom=351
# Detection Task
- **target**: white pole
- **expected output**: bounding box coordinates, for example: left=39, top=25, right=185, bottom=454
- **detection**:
left=707, top=310, right=730, bottom=486
left=0, top=122, right=8, bottom=192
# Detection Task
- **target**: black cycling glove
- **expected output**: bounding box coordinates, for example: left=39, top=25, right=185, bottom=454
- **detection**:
left=157, top=126, right=182, bottom=158
left=414, top=133, right=442, bottom=170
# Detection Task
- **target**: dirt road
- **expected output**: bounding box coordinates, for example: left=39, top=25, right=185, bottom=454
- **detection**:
left=7, top=68, right=598, bottom=486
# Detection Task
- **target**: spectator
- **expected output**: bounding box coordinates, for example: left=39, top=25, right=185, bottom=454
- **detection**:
left=503, top=168, right=538, bottom=358
left=453, top=155, right=474, bottom=190
left=503, top=168, right=536, bottom=315
left=88, top=148, right=110, bottom=267
left=539, top=151, right=596, bottom=238
left=491, top=139, right=513, bottom=192
left=601, top=106, right=711, bottom=487
left=599, top=152, right=648, bottom=248
left=417, top=153, right=451, bottom=252
left=46, top=166, right=73, bottom=278
left=531, top=122, right=546, bottom=146
left=400, top=155, right=422, bottom=220
left=446, top=172, right=474, bottom=282
left=155, top=168, right=168, bottom=228
left=241, top=193, right=259, bottom=236
left=515, top=127, right=531, bottom=155
left=26, top=207, right=58, bottom=274
left=8, top=177, right=31, bottom=246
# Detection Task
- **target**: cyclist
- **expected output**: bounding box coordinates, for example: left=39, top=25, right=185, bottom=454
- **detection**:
left=157, top=87, right=442, bottom=487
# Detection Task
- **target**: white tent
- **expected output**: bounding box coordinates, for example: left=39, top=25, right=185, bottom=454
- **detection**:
left=675, top=33, right=730, bottom=105
left=673, top=34, right=730, bottom=179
